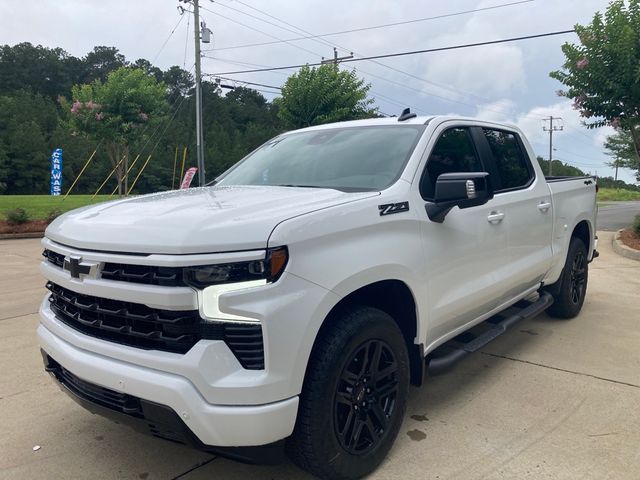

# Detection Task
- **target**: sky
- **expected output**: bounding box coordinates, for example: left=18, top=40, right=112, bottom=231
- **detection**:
left=1, top=0, right=635, bottom=183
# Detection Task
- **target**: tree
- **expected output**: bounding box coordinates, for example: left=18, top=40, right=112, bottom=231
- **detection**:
left=82, top=46, right=127, bottom=83
left=276, top=64, right=377, bottom=128
left=536, top=156, right=586, bottom=177
left=604, top=130, right=640, bottom=181
left=550, top=1, right=640, bottom=161
left=163, top=66, right=194, bottom=103
left=0, top=43, right=78, bottom=99
left=66, top=67, right=168, bottom=194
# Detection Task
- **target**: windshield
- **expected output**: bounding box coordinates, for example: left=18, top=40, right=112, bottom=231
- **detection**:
left=216, top=125, right=424, bottom=192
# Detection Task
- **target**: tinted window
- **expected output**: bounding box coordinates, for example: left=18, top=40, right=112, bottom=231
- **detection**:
left=483, top=129, right=532, bottom=190
left=421, top=127, right=482, bottom=199
left=217, top=126, right=423, bottom=192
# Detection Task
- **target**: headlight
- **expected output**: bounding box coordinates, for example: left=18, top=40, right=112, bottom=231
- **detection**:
left=184, top=246, right=288, bottom=289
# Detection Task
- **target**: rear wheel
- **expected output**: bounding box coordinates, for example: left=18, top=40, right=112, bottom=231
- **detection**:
left=287, top=307, right=409, bottom=480
left=545, top=237, right=588, bottom=318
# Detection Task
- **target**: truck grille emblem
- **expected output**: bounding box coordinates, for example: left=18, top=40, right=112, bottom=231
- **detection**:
left=63, top=256, right=91, bottom=279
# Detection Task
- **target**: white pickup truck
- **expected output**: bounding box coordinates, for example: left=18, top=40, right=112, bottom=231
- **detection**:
left=39, top=113, right=598, bottom=480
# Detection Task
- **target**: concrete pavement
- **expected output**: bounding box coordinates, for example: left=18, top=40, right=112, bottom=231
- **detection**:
left=1, top=234, right=639, bottom=479
left=597, top=201, right=640, bottom=231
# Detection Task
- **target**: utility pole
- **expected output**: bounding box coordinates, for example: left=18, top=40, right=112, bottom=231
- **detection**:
left=192, top=0, right=205, bottom=186
left=321, top=47, right=354, bottom=65
left=542, top=116, right=563, bottom=176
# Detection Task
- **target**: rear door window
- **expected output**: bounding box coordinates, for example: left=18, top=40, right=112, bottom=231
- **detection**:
left=482, top=129, right=533, bottom=191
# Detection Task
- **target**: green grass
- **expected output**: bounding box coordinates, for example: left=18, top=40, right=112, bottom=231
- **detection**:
left=597, top=188, right=640, bottom=202
left=0, top=195, right=113, bottom=221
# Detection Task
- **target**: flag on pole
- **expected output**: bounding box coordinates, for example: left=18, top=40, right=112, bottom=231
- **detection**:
left=50, top=148, right=63, bottom=195
left=180, top=167, right=198, bottom=189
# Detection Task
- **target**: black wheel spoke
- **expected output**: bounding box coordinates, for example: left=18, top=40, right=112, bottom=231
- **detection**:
left=376, top=378, right=399, bottom=400
left=336, top=390, right=352, bottom=406
left=341, top=370, right=359, bottom=387
left=369, top=402, right=388, bottom=431
left=350, top=418, right=366, bottom=448
left=375, top=363, right=398, bottom=383
left=334, top=337, right=400, bottom=455
left=365, top=340, right=382, bottom=376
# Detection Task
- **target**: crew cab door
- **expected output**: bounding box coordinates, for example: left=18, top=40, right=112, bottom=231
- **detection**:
left=416, top=125, right=509, bottom=341
left=476, top=127, right=553, bottom=299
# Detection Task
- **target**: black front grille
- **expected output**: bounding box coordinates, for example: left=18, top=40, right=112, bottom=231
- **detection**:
left=46, top=282, right=265, bottom=369
left=43, top=249, right=65, bottom=268
left=47, top=282, right=205, bottom=354
left=101, top=262, right=184, bottom=287
left=46, top=355, right=143, bottom=417
left=224, top=324, right=265, bottom=370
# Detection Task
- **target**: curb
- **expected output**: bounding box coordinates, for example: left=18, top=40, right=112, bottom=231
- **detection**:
left=0, top=232, right=44, bottom=240
left=612, top=229, right=640, bottom=261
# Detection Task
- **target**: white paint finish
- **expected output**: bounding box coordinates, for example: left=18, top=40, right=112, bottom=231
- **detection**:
left=45, top=185, right=377, bottom=254
left=38, top=323, right=298, bottom=447
left=38, top=115, right=597, bottom=448
left=39, top=272, right=339, bottom=406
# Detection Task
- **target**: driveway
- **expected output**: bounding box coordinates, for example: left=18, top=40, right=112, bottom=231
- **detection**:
left=1, top=233, right=639, bottom=479
left=597, top=201, right=640, bottom=231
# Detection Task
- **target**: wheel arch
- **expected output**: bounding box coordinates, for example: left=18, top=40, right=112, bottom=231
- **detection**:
left=311, top=279, right=424, bottom=387
left=572, top=219, right=592, bottom=252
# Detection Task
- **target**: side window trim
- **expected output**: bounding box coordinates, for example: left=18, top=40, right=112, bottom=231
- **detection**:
left=470, top=127, right=501, bottom=192
left=419, top=125, right=485, bottom=201
left=477, top=127, right=536, bottom=194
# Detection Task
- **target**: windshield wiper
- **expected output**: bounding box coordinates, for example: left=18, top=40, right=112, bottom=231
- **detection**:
left=275, top=184, right=332, bottom=189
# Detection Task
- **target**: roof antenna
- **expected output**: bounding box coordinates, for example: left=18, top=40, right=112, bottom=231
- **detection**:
left=398, top=108, right=417, bottom=122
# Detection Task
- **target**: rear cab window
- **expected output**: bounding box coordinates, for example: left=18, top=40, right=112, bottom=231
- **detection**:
left=482, top=128, right=534, bottom=192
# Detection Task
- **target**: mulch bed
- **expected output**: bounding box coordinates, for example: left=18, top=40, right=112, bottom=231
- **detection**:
left=0, top=220, right=48, bottom=235
left=620, top=228, right=640, bottom=251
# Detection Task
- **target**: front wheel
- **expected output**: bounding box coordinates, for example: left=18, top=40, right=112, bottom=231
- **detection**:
left=287, top=307, right=410, bottom=480
left=545, top=237, right=589, bottom=318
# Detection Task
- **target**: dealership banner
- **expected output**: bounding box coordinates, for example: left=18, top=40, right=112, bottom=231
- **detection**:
left=180, top=167, right=198, bottom=189
left=50, top=148, right=63, bottom=195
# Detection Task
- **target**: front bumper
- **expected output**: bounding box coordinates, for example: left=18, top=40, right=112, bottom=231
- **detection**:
left=38, top=322, right=298, bottom=447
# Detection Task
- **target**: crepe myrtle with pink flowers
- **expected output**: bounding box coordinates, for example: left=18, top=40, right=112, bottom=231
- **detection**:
left=64, top=67, right=167, bottom=194
left=551, top=0, right=640, bottom=158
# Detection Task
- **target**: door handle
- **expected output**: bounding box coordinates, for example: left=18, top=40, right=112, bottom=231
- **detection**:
left=487, top=211, right=505, bottom=224
left=538, top=202, right=552, bottom=213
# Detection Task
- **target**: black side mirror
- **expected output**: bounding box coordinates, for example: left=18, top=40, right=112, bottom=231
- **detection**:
left=425, top=172, right=493, bottom=223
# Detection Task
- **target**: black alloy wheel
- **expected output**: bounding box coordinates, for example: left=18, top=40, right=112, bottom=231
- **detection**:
left=569, top=249, right=587, bottom=305
left=287, top=306, right=409, bottom=480
left=545, top=237, right=589, bottom=318
left=334, top=339, right=399, bottom=455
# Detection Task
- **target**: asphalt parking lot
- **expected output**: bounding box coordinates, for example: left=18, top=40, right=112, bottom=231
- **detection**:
left=1, top=232, right=639, bottom=480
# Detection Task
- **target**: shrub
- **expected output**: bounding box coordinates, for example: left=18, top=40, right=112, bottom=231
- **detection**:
left=632, top=214, right=640, bottom=236
left=46, top=208, right=63, bottom=224
left=6, top=208, right=30, bottom=225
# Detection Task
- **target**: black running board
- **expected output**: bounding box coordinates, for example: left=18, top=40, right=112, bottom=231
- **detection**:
left=426, top=291, right=554, bottom=376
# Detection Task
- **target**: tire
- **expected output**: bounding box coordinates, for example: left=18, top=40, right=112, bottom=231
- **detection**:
left=287, top=306, right=410, bottom=480
left=545, top=237, right=589, bottom=319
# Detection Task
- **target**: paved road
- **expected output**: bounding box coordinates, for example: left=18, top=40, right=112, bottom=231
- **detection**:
left=597, top=201, right=640, bottom=231
left=1, top=234, right=639, bottom=480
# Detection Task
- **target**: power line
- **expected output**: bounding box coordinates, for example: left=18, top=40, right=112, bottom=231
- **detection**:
left=206, top=0, right=536, bottom=52
left=202, top=0, right=540, bottom=117
left=208, top=0, right=519, bottom=105
left=198, top=3, right=323, bottom=58
left=151, top=13, right=186, bottom=64
left=209, top=30, right=576, bottom=75
left=204, top=74, right=282, bottom=90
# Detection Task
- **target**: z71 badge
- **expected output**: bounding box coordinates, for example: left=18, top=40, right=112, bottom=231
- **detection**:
left=378, top=201, right=410, bottom=216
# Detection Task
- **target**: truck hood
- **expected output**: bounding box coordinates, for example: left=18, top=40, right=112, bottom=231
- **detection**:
left=46, top=186, right=378, bottom=254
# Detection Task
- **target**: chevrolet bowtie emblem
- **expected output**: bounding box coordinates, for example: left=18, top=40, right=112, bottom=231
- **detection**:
left=63, top=256, right=91, bottom=279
